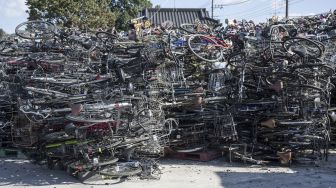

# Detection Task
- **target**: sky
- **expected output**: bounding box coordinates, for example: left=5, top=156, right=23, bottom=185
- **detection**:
left=151, top=0, right=336, bottom=23
left=1, top=0, right=336, bottom=33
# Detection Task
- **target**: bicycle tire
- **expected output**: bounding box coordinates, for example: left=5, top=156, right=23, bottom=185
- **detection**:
left=96, top=31, right=118, bottom=40
left=188, top=34, right=223, bottom=62
left=98, top=165, right=142, bottom=177
left=283, top=37, right=323, bottom=58
left=15, top=20, right=56, bottom=40
left=97, top=158, right=119, bottom=167
left=0, top=41, right=7, bottom=51
left=66, top=114, right=116, bottom=123
left=28, top=52, right=66, bottom=64
left=290, top=63, right=334, bottom=78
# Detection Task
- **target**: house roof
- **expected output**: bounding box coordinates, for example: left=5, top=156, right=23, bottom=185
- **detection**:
left=139, top=8, right=219, bottom=28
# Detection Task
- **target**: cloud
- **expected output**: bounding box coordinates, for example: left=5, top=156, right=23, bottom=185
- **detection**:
left=0, top=0, right=27, bottom=18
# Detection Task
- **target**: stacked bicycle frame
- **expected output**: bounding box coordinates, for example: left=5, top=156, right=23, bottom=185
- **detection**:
left=0, top=11, right=336, bottom=181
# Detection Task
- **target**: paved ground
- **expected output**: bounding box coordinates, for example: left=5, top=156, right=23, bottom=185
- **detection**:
left=1, top=153, right=336, bottom=188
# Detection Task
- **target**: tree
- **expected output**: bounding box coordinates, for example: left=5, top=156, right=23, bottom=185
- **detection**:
left=110, top=0, right=152, bottom=30
left=26, top=0, right=117, bottom=30
left=0, top=28, right=5, bottom=39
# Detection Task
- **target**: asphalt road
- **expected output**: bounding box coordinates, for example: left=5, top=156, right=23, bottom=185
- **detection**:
left=1, top=153, right=336, bottom=188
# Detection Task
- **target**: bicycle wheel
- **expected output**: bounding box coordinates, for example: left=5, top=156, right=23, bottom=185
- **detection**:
left=67, top=159, right=118, bottom=182
left=313, top=40, right=326, bottom=54
left=66, top=114, right=116, bottom=123
left=96, top=31, right=118, bottom=41
left=126, top=45, right=145, bottom=55
left=290, top=63, right=334, bottom=78
left=28, top=52, right=66, bottom=63
left=15, top=20, right=56, bottom=40
left=98, top=164, right=142, bottom=177
left=283, top=37, right=323, bottom=58
left=188, top=34, right=223, bottom=62
left=0, top=41, right=7, bottom=51
left=227, top=52, right=245, bottom=68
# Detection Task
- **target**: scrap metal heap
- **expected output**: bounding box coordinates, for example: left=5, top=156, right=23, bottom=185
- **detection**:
left=0, top=12, right=336, bottom=181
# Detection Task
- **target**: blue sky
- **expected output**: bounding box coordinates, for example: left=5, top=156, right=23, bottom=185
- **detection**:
left=0, top=0, right=28, bottom=33
left=151, top=0, right=336, bottom=22
left=1, top=0, right=336, bottom=33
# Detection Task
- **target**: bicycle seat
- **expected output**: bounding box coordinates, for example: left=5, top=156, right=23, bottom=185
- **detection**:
left=82, top=41, right=93, bottom=50
left=109, top=57, right=137, bottom=67
left=291, top=46, right=308, bottom=58
left=260, top=118, right=276, bottom=129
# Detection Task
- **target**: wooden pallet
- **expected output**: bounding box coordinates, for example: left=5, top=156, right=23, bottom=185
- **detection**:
left=165, top=148, right=222, bottom=162
left=0, top=148, right=27, bottom=159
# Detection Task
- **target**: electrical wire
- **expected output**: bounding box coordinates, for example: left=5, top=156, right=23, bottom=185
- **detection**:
left=219, top=0, right=304, bottom=19
left=213, top=0, right=251, bottom=7
left=219, top=3, right=272, bottom=17
left=216, top=1, right=266, bottom=16
left=229, top=0, right=304, bottom=19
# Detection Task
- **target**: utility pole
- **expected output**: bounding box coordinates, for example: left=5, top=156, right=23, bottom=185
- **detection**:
left=285, top=0, right=289, bottom=19
left=211, top=0, right=214, bottom=19
left=274, top=0, right=277, bottom=16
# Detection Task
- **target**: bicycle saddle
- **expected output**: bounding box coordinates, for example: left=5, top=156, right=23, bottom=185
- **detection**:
left=260, top=118, right=276, bottom=129
left=82, top=40, right=93, bottom=50
left=109, top=57, right=137, bottom=67
left=291, top=46, right=308, bottom=58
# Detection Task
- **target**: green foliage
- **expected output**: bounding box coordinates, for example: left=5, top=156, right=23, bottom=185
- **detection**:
left=26, top=0, right=117, bottom=30
left=111, top=0, right=152, bottom=30
left=26, top=0, right=152, bottom=30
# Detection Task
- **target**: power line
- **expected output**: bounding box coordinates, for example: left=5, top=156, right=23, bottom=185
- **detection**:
left=231, top=0, right=301, bottom=18
left=213, top=0, right=251, bottom=8
left=212, top=0, right=251, bottom=18
left=232, top=5, right=273, bottom=17
left=215, top=0, right=306, bottom=22
left=219, top=0, right=303, bottom=18
left=220, top=4, right=271, bottom=17
left=215, top=1, right=262, bottom=16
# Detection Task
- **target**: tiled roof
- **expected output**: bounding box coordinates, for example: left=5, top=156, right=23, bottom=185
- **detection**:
left=139, top=8, right=219, bottom=28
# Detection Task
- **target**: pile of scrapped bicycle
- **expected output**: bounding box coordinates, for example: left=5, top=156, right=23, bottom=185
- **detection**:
left=1, top=12, right=336, bottom=181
